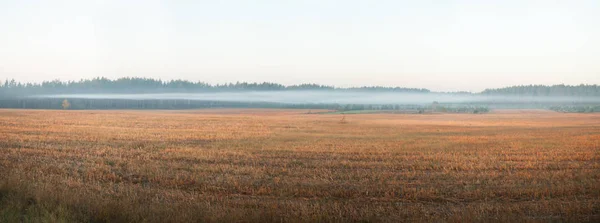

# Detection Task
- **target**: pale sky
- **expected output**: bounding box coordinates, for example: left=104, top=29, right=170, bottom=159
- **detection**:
left=0, top=0, right=598, bottom=92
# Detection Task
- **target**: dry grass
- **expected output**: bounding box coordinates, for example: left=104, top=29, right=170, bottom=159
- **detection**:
left=0, top=109, right=599, bottom=222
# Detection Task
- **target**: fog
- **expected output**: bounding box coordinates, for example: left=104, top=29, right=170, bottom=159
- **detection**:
left=32, top=91, right=600, bottom=105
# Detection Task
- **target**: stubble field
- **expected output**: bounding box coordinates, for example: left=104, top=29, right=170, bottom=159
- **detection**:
left=0, top=109, right=599, bottom=222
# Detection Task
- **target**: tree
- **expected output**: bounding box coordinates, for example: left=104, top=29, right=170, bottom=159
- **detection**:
left=432, top=101, right=439, bottom=112
left=62, top=99, right=71, bottom=110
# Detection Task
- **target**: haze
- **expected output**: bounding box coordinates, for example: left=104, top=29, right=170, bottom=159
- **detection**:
left=1, top=0, right=599, bottom=92
left=35, top=92, right=600, bottom=106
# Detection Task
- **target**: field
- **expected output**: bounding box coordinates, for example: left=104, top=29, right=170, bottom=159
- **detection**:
left=1, top=109, right=599, bottom=222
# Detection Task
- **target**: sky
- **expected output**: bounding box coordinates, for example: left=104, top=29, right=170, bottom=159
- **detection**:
left=0, top=0, right=599, bottom=92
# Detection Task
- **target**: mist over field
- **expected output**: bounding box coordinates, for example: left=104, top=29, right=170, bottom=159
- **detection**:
left=3, top=79, right=598, bottom=111
left=32, top=91, right=600, bottom=105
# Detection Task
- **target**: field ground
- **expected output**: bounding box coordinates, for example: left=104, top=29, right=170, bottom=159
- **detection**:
left=0, top=109, right=599, bottom=222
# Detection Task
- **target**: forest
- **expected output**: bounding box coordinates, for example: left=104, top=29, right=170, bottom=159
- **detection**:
left=481, top=84, right=600, bottom=96
left=0, top=77, right=429, bottom=96
left=1, top=77, right=599, bottom=96
left=1, top=77, right=599, bottom=113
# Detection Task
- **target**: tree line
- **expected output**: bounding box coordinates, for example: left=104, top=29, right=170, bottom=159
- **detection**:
left=0, top=77, right=429, bottom=96
left=481, top=84, right=600, bottom=96
left=0, top=97, right=490, bottom=114
left=549, top=105, right=600, bottom=113
left=2, top=77, right=598, bottom=97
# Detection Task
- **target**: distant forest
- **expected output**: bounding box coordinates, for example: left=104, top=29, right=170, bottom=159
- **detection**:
left=0, top=77, right=429, bottom=96
left=1, top=77, right=599, bottom=97
left=481, top=84, right=600, bottom=97
left=1, top=77, right=599, bottom=113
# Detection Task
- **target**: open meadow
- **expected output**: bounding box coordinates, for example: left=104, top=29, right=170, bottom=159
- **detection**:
left=0, top=109, right=599, bottom=222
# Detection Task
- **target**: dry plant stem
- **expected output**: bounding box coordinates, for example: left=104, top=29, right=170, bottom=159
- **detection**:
left=0, top=109, right=599, bottom=222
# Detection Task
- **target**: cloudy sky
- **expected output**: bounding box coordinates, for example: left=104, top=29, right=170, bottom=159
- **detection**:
left=0, top=0, right=598, bottom=92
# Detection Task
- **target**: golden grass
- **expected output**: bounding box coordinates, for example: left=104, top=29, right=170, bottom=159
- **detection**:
left=0, top=109, right=599, bottom=222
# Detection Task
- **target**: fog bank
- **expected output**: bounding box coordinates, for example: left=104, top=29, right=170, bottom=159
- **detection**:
left=32, top=91, right=600, bottom=105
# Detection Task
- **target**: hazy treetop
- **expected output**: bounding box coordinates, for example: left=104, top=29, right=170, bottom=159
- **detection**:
left=2, top=77, right=599, bottom=97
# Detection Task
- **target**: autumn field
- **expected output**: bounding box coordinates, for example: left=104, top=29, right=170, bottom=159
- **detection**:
left=0, top=109, right=599, bottom=222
